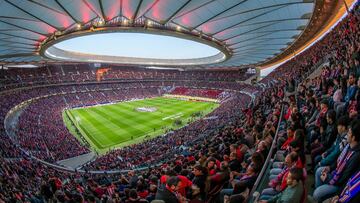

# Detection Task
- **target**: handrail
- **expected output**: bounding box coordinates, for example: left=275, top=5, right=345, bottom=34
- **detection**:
left=248, top=104, right=285, bottom=202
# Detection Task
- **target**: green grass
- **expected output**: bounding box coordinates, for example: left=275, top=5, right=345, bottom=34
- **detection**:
left=63, top=97, right=219, bottom=154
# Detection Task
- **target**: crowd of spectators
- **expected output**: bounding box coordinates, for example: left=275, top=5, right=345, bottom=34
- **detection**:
left=0, top=2, right=358, bottom=203
left=256, top=3, right=360, bottom=203
left=0, top=67, right=255, bottom=91
left=170, top=87, right=225, bottom=99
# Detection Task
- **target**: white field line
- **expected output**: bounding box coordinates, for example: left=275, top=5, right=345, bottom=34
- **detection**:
left=162, top=112, right=183, bottom=120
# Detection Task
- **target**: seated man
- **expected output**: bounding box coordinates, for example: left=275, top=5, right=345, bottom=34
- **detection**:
left=312, top=120, right=360, bottom=202
left=207, top=161, right=231, bottom=203
left=155, top=176, right=182, bottom=203
left=219, top=162, right=259, bottom=203
left=334, top=73, right=357, bottom=117
left=269, top=152, right=299, bottom=181
left=272, top=129, right=305, bottom=169
left=260, top=152, right=301, bottom=200
left=258, top=168, right=304, bottom=203
left=331, top=170, right=360, bottom=203
left=228, top=152, right=242, bottom=172
left=314, top=116, right=348, bottom=171
left=310, top=110, right=337, bottom=168
left=306, top=99, right=329, bottom=152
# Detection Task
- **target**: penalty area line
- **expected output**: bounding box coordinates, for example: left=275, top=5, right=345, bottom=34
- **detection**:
left=162, top=112, right=183, bottom=120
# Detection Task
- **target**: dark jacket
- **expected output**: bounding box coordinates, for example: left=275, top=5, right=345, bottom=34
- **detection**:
left=320, top=123, right=337, bottom=149
left=320, top=132, right=347, bottom=166
left=330, top=144, right=360, bottom=187
left=229, top=159, right=242, bottom=172
left=155, top=185, right=179, bottom=203
left=345, top=85, right=357, bottom=103
left=192, top=175, right=206, bottom=199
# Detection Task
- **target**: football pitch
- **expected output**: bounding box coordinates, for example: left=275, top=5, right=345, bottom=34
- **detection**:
left=63, top=97, right=219, bottom=154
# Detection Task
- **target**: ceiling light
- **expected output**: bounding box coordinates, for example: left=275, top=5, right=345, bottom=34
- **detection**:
left=98, top=18, right=105, bottom=26
left=54, top=31, right=62, bottom=36
left=147, top=20, right=152, bottom=26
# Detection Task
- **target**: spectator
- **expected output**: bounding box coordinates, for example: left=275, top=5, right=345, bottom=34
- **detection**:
left=155, top=176, right=182, bottom=203
left=312, top=120, right=360, bottom=202
left=258, top=168, right=304, bottom=203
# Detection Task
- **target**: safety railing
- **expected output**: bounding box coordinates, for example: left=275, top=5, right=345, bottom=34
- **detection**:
left=248, top=104, right=285, bottom=202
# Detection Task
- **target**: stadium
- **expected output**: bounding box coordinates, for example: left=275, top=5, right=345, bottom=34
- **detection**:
left=0, top=0, right=359, bottom=203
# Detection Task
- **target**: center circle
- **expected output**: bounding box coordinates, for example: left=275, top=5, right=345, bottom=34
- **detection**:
left=135, top=106, right=158, bottom=112
left=42, top=29, right=229, bottom=66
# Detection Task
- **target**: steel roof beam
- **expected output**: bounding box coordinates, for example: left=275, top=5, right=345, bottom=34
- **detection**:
left=132, top=0, right=144, bottom=20
left=235, top=52, right=274, bottom=59
left=231, top=55, right=267, bottom=61
left=229, top=39, right=269, bottom=47
left=0, top=48, right=34, bottom=55
left=0, top=32, right=41, bottom=42
left=138, top=0, right=161, bottom=20
left=234, top=52, right=280, bottom=57
left=0, top=19, right=47, bottom=36
left=0, top=16, right=41, bottom=23
left=209, top=1, right=312, bottom=24
left=0, top=43, right=35, bottom=48
left=231, top=18, right=308, bottom=29
left=226, top=28, right=301, bottom=44
left=229, top=57, right=258, bottom=64
left=232, top=54, right=269, bottom=59
left=227, top=32, right=272, bottom=46
left=0, top=46, right=35, bottom=51
left=229, top=35, right=294, bottom=47
left=81, top=0, right=102, bottom=20
left=233, top=43, right=288, bottom=50
left=162, top=0, right=192, bottom=25
left=212, top=5, right=287, bottom=36
left=0, top=53, right=37, bottom=59
left=0, top=39, right=35, bottom=46
left=27, top=0, right=68, bottom=16
left=172, top=0, right=217, bottom=20
left=4, top=0, right=61, bottom=30
left=54, top=0, right=80, bottom=24
left=192, top=0, right=248, bottom=30
left=119, top=0, right=123, bottom=17
left=233, top=49, right=279, bottom=55
left=99, top=0, right=107, bottom=20
left=222, top=21, right=279, bottom=41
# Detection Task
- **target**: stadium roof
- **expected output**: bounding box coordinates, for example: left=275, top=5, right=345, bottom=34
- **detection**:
left=0, top=0, right=352, bottom=69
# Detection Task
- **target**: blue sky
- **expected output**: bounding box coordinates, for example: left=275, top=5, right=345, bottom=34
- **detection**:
left=55, top=33, right=220, bottom=60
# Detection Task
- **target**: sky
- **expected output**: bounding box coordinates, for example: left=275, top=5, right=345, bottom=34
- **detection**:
left=55, top=33, right=220, bottom=60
